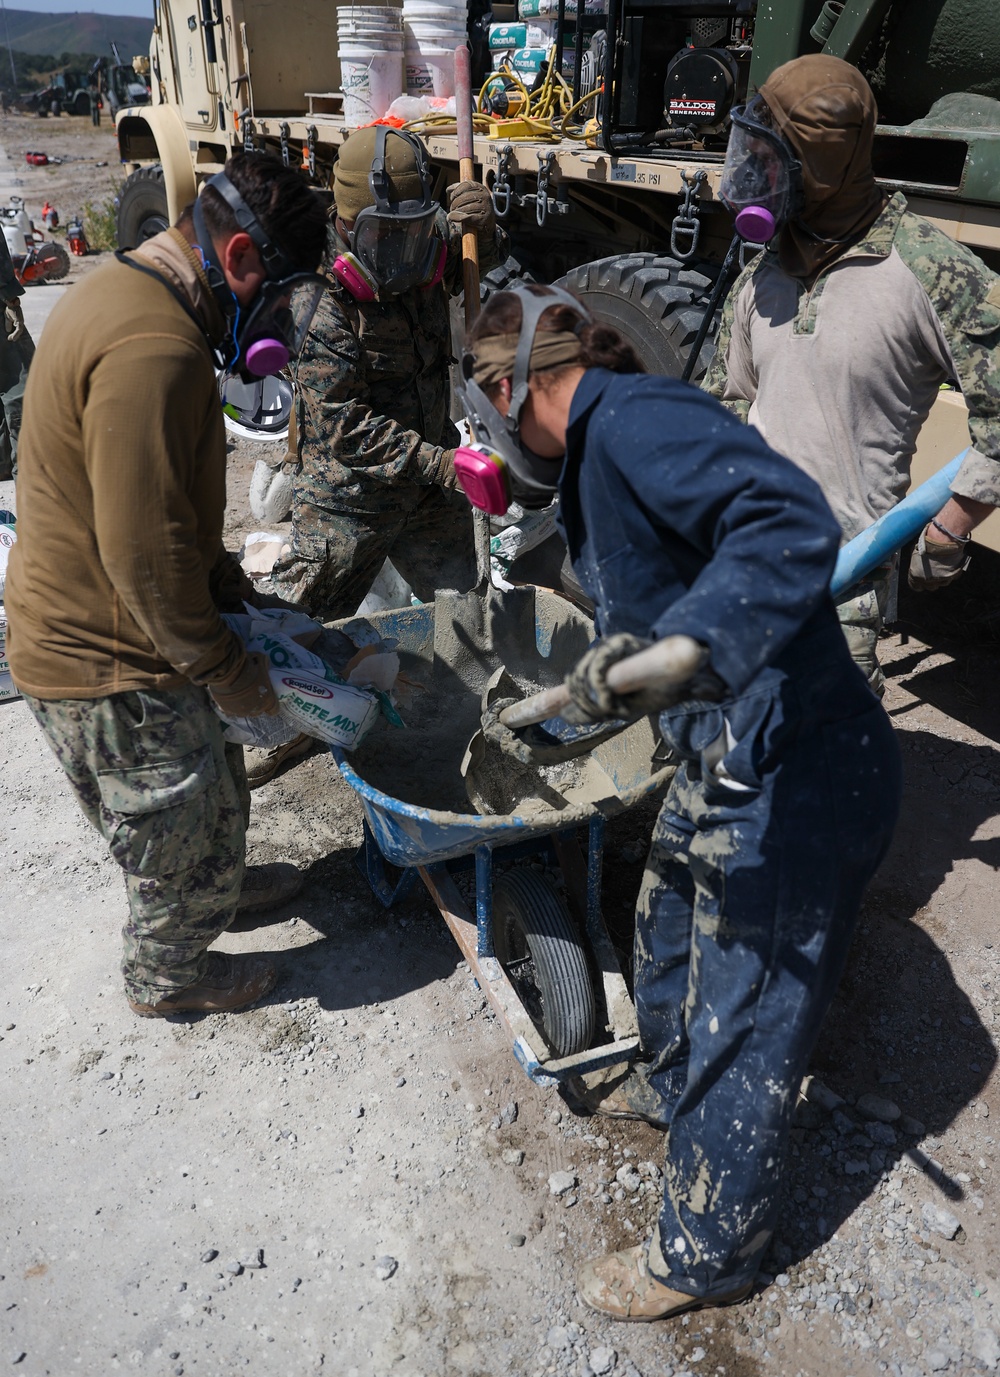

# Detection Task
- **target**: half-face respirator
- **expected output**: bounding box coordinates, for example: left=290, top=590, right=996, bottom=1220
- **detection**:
left=194, top=171, right=326, bottom=378
left=719, top=95, right=804, bottom=242
left=332, top=126, right=446, bottom=302
left=454, top=284, right=591, bottom=516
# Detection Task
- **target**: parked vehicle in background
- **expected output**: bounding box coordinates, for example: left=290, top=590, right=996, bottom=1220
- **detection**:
left=114, top=0, right=1000, bottom=540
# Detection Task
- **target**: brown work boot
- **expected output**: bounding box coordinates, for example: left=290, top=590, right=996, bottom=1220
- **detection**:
left=234, top=862, right=304, bottom=918
left=563, top=1064, right=666, bottom=1126
left=245, top=733, right=317, bottom=789
left=578, top=1245, right=752, bottom=1322
left=128, top=952, right=278, bottom=1018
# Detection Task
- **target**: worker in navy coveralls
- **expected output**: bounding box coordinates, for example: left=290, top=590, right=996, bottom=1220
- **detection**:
left=459, top=283, right=902, bottom=1322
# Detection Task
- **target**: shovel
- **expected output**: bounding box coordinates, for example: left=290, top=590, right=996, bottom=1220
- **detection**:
left=461, top=635, right=708, bottom=812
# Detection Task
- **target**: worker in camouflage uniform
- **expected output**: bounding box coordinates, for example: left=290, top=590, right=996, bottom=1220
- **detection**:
left=704, top=55, right=1000, bottom=694
left=5, top=153, right=327, bottom=1017
left=0, top=227, right=33, bottom=481
left=255, top=126, right=502, bottom=785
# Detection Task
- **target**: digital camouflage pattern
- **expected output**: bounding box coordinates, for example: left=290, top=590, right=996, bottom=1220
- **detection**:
left=704, top=193, right=1000, bottom=507
left=834, top=567, right=892, bottom=697
left=25, top=687, right=247, bottom=1005
left=269, top=212, right=502, bottom=618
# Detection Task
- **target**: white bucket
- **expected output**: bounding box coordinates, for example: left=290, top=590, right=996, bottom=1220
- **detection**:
left=338, top=6, right=405, bottom=125
left=404, top=43, right=463, bottom=96
left=403, top=0, right=466, bottom=95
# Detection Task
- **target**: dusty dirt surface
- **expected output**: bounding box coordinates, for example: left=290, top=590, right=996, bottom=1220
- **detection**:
left=2, top=134, right=1000, bottom=1375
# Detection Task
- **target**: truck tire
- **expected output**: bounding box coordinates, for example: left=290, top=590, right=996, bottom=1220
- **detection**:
left=556, top=254, right=719, bottom=381
left=72, top=90, right=89, bottom=116
left=116, top=166, right=169, bottom=249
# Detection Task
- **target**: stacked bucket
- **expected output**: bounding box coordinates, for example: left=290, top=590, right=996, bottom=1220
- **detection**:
left=337, top=4, right=406, bottom=125
left=404, top=0, right=468, bottom=98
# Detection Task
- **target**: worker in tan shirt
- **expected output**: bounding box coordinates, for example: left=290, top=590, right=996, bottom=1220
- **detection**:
left=5, top=152, right=327, bottom=1018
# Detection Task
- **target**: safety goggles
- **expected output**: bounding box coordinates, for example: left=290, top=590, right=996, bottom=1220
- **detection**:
left=349, top=199, right=444, bottom=297
left=720, top=96, right=803, bottom=242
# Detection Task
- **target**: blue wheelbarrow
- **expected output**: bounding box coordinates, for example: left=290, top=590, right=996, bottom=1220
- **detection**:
left=330, top=578, right=672, bottom=1086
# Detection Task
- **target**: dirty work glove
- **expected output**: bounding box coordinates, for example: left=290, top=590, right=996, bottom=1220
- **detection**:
left=563, top=632, right=719, bottom=725
left=430, top=447, right=459, bottom=491
left=4, top=297, right=24, bottom=342
left=446, top=181, right=495, bottom=237
left=482, top=697, right=627, bottom=766
left=908, top=526, right=971, bottom=592
left=210, top=653, right=279, bottom=718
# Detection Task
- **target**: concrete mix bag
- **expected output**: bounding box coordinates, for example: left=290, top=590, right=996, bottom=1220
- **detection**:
left=218, top=606, right=395, bottom=751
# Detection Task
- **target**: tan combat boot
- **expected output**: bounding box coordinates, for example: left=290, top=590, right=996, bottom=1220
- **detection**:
left=244, top=733, right=317, bottom=789
left=578, top=1244, right=752, bottom=1322
left=128, top=952, right=278, bottom=1018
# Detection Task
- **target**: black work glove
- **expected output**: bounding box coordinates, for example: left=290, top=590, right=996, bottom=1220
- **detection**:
left=482, top=697, right=627, bottom=766
left=907, top=527, right=971, bottom=591
left=446, top=180, right=496, bottom=237
left=563, top=632, right=722, bottom=725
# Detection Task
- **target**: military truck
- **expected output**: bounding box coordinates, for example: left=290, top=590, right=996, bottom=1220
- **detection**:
left=114, top=0, right=1000, bottom=530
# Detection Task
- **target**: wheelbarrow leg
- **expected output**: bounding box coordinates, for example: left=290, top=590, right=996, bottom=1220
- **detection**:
left=474, top=843, right=495, bottom=959
left=354, top=815, right=419, bottom=908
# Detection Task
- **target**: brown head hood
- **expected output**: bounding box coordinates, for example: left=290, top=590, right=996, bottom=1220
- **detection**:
left=759, top=55, right=887, bottom=282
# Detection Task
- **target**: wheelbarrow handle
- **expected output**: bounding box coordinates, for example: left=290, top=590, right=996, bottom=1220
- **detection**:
left=497, top=635, right=708, bottom=729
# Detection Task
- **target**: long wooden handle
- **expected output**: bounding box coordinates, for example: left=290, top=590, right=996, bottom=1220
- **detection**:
left=454, top=44, right=480, bottom=333
left=497, top=635, right=708, bottom=729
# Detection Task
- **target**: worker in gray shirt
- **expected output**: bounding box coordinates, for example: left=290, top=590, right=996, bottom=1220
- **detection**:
left=704, top=55, right=1000, bottom=694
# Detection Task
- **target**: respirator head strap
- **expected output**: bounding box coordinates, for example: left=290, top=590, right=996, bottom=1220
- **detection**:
left=203, top=170, right=297, bottom=280
left=507, top=283, right=591, bottom=421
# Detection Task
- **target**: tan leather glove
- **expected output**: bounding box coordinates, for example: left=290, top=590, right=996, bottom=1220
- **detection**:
left=446, top=181, right=495, bottom=237
left=209, top=653, right=279, bottom=718
left=4, top=297, right=24, bottom=342
left=430, top=448, right=459, bottom=490
left=907, top=527, right=971, bottom=592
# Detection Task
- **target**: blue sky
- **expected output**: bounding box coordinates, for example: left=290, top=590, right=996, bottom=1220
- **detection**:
left=5, top=2, right=150, bottom=14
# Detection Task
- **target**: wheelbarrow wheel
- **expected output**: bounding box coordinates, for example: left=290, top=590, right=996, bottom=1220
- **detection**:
left=492, top=869, right=596, bottom=1059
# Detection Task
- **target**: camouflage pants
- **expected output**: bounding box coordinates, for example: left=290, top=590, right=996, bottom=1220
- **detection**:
left=627, top=668, right=901, bottom=1298
left=835, top=568, right=892, bottom=698
left=269, top=485, right=476, bottom=620
left=0, top=327, right=33, bottom=480
left=25, top=687, right=247, bottom=1005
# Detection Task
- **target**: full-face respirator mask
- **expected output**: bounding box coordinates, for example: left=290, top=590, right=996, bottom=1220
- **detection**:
left=193, top=171, right=326, bottom=380
left=332, top=126, right=446, bottom=302
left=719, top=95, right=804, bottom=243
left=454, top=285, right=591, bottom=516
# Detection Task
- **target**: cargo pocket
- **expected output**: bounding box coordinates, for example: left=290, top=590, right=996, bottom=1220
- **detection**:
left=97, top=745, right=218, bottom=878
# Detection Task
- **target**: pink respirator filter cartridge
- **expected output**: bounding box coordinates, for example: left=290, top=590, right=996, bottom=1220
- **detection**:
left=453, top=445, right=512, bottom=516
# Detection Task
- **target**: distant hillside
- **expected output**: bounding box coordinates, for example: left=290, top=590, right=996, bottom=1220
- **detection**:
left=0, top=9, right=152, bottom=61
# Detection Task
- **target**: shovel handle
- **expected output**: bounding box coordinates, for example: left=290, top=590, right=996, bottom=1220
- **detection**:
left=498, top=635, right=708, bottom=730
left=454, top=45, right=480, bottom=333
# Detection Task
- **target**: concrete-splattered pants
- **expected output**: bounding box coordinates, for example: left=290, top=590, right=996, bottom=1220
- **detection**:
left=25, top=687, right=247, bottom=1005
left=630, top=664, right=901, bottom=1299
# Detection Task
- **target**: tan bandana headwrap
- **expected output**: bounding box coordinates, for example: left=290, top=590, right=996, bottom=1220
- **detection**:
left=471, top=330, right=584, bottom=387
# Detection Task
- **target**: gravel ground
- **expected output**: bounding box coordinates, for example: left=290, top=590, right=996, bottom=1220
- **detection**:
left=1, top=117, right=999, bottom=1377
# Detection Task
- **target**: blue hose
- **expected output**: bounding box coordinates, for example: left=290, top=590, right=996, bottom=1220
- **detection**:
left=830, top=450, right=968, bottom=598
